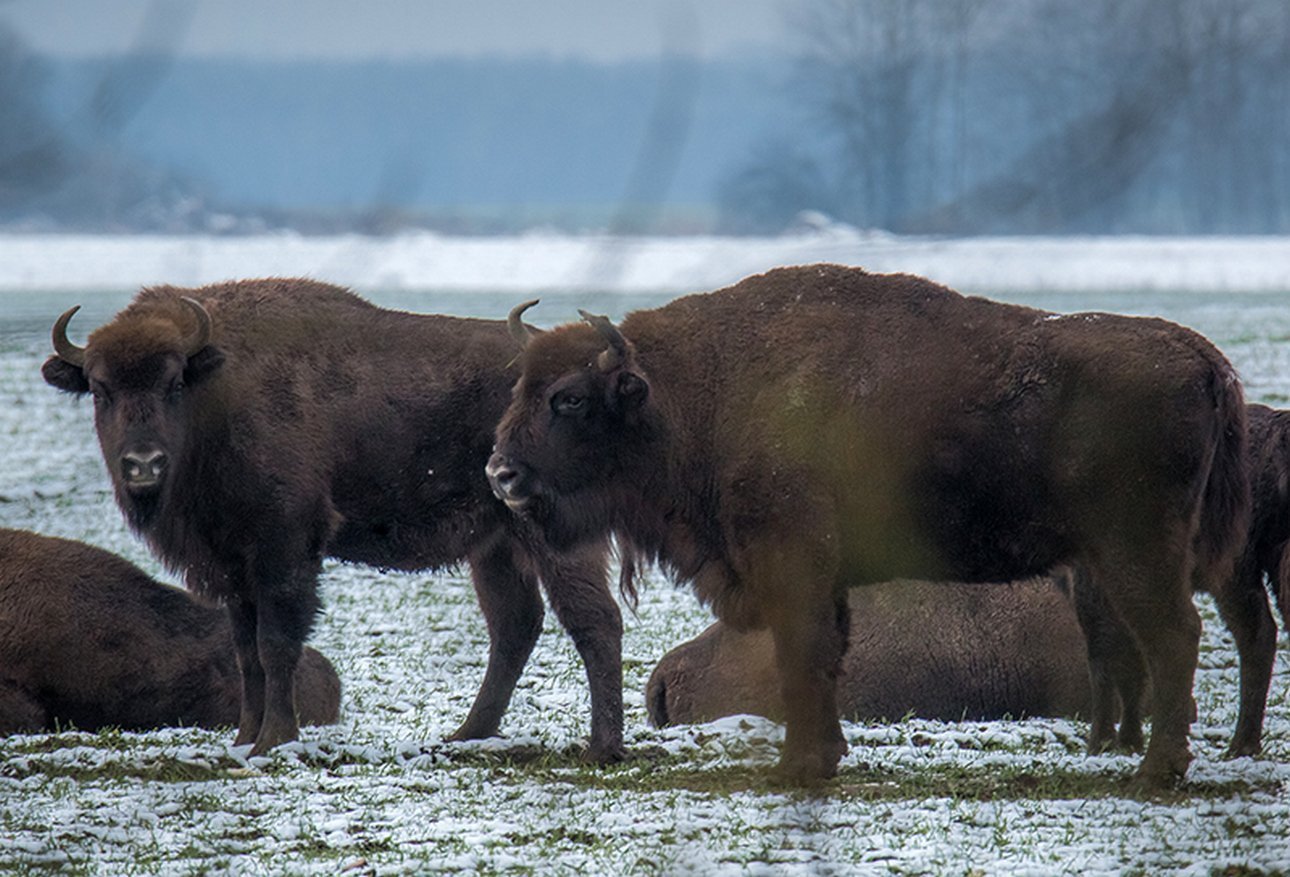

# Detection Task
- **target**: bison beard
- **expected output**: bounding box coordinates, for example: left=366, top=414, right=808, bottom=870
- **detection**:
left=41, top=279, right=625, bottom=760
left=489, top=264, right=1263, bottom=786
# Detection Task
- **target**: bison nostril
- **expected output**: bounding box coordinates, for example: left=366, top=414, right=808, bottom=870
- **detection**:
left=122, top=449, right=167, bottom=485
left=485, top=453, right=523, bottom=499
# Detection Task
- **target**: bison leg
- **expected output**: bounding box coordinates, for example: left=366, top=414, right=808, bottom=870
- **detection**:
left=1070, top=568, right=1147, bottom=753
left=227, top=596, right=266, bottom=747
left=536, top=546, right=625, bottom=763
left=449, top=536, right=545, bottom=743
left=768, top=592, right=848, bottom=783
left=1208, top=553, right=1277, bottom=758
left=1100, top=557, right=1201, bottom=787
left=249, top=585, right=318, bottom=756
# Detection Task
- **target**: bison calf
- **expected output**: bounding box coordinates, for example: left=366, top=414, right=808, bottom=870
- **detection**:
left=0, top=528, right=339, bottom=734
left=647, top=576, right=1092, bottom=727
left=489, top=264, right=1251, bottom=785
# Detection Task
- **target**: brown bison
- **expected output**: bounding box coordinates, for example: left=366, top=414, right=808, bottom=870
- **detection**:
left=0, top=528, right=339, bottom=733
left=647, top=576, right=1093, bottom=727
left=41, top=279, right=623, bottom=758
left=487, top=264, right=1253, bottom=785
left=1243, top=403, right=1290, bottom=631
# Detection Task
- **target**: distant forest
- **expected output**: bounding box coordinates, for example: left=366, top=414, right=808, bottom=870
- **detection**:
left=2, top=0, right=1289, bottom=235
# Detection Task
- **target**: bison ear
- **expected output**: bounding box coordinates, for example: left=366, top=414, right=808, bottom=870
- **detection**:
left=41, top=356, right=89, bottom=394
left=614, top=370, right=649, bottom=412
left=184, top=345, right=226, bottom=385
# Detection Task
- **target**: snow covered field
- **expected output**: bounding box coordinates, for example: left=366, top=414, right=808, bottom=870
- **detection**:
left=1, top=232, right=1288, bottom=875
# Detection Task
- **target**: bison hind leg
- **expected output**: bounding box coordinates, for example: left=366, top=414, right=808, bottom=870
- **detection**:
left=767, top=590, right=848, bottom=784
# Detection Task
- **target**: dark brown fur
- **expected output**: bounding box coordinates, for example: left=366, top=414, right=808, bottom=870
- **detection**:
left=1243, top=403, right=1290, bottom=631
left=489, top=264, right=1251, bottom=785
left=647, top=576, right=1092, bottom=726
left=0, top=528, right=339, bottom=733
left=42, top=279, right=623, bottom=758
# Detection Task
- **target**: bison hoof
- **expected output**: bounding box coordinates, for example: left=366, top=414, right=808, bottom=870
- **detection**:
left=582, top=741, right=627, bottom=765
left=1224, top=738, right=1262, bottom=759
left=1134, top=747, right=1191, bottom=790
left=773, top=749, right=841, bottom=785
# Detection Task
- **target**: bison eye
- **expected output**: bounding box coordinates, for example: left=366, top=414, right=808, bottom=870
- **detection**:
left=90, top=385, right=112, bottom=408
left=166, top=380, right=185, bottom=402
left=552, top=392, right=587, bottom=416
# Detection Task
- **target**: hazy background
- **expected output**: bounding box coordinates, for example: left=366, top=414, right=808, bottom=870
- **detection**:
left=2, top=0, right=1288, bottom=236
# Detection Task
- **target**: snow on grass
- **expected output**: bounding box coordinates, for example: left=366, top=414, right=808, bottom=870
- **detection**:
left=1, top=246, right=1289, bottom=874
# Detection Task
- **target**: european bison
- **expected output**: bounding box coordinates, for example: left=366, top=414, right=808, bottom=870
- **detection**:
left=42, top=279, right=623, bottom=758
left=0, top=528, right=339, bottom=733
left=647, top=576, right=1092, bottom=727
left=1243, top=403, right=1290, bottom=631
left=487, top=264, right=1251, bottom=785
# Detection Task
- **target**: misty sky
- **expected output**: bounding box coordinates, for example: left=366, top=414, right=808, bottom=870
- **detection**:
left=2, top=0, right=793, bottom=61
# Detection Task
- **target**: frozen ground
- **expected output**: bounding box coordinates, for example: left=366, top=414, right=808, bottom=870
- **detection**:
left=0, top=233, right=1288, bottom=875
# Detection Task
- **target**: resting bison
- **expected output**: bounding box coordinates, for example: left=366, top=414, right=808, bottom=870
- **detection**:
left=42, top=279, right=622, bottom=758
left=647, top=576, right=1092, bottom=727
left=0, top=528, right=339, bottom=733
left=487, top=264, right=1251, bottom=785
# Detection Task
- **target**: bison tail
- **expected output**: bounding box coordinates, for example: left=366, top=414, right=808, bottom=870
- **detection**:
left=1193, top=364, right=1251, bottom=594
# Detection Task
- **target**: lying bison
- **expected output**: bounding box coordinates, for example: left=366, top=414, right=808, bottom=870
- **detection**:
left=488, top=264, right=1251, bottom=785
left=0, top=528, right=339, bottom=733
left=42, top=279, right=621, bottom=757
left=647, top=576, right=1092, bottom=727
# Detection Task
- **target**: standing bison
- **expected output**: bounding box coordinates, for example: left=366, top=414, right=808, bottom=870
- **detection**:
left=0, top=528, right=339, bottom=733
left=647, top=576, right=1093, bottom=727
left=1243, top=403, right=1290, bottom=631
left=487, top=264, right=1251, bottom=785
left=42, top=279, right=623, bottom=758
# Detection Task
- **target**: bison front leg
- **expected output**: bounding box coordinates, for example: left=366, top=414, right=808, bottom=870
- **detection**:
left=227, top=595, right=266, bottom=747
left=535, top=545, right=624, bottom=763
left=767, top=590, right=848, bottom=783
left=450, top=536, right=545, bottom=743
left=252, top=590, right=313, bottom=755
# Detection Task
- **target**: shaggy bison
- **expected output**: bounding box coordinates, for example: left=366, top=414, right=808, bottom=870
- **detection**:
left=0, top=528, right=339, bottom=733
left=1243, top=403, right=1290, bottom=631
left=42, top=279, right=622, bottom=758
left=647, top=576, right=1092, bottom=727
left=488, top=264, right=1251, bottom=785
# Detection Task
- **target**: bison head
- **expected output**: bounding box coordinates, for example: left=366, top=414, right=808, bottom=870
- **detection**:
left=42, top=295, right=224, bottom=525
left=487, top=302, right=653, bottom=550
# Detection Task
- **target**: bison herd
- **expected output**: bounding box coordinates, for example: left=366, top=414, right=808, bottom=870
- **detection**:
left=1, top=264, right=1286, bottom=789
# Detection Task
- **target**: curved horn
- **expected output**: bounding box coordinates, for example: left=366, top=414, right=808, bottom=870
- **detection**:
left=578, top=309, right=628, bottom=369
left=51, top=305, right=86, bottom=367
left=179, top=296, right=212, bottom=356
left=507, top=299, right=541, bottom=349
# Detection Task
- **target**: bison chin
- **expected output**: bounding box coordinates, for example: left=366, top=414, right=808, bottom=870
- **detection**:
left=115, top=485, right=164, bottom=531
left=521, top=491, right=615, bottom=553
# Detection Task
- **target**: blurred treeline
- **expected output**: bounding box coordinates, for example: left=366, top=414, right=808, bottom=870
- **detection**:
left=725, top=0, right=1290, bottom=234
left=2, top=0, right=1289, bottom=236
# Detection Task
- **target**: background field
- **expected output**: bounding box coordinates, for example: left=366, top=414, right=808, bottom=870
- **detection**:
left=1, top=240, right=1289, bottom=875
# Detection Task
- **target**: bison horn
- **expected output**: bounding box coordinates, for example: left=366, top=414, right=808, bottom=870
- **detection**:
left=179, top=296, right=212, bottom=356
left=507, top=299, right=541, bottom=349
left=578, top=310, right=628, bottom=369
left=52, top=305, right=87, bottom=367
